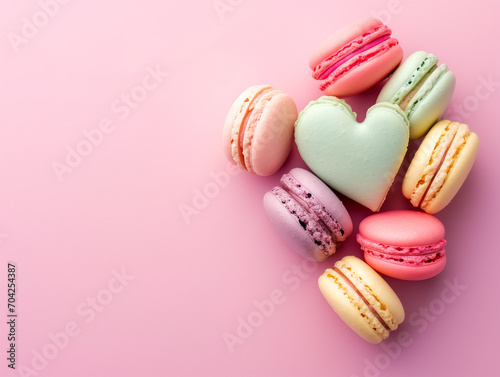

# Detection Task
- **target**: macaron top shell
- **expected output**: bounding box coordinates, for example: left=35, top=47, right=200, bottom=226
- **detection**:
left=358, top=210, right=445, bottom=247
left=309, top=18, right=384, bottom=69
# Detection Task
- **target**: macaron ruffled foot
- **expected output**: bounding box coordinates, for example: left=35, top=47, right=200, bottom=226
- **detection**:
left=357, top=210, right=447, bottom=280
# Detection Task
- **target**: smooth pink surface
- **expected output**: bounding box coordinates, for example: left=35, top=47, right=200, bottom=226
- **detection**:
left=357, top=211, right=446, bottom=280
left=358, top=210, right=445, bottom=246
left=246, top=91, right=297, bottom=175
left=1, top=1, right=499, bottom=377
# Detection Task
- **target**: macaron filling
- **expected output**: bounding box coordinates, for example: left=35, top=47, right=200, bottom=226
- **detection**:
left=271, top=186, right=334, bottom=255
left=280, top=172, right=347, bottom=242
left=405, top=64, right=450, bottom=120
left=312, top=25, right=398, bottom=87
left=387, top=53, right=451, bottom=120
left=326, top=260, right=398, bottom=339
left=235, top=88, right=275, bottom=169
left=389, top=54, right=439, bottom=106
left=330, top=267, right=391, bottom=332
left=398, top=65, right=437, bottom=110
left=241, top=88, right=282, bottom=174
left=357, top=234, right=446, bottom=266
left=411, top=122, right=470, bottom=209
left=269, top=171, right=349, bottom=257
left=231, top=86, right=273, bottom=170
left=318, top=34, right=391, bottom=80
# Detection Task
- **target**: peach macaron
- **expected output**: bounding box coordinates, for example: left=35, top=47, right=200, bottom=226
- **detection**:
left=222, top=85, right=297, bottom=176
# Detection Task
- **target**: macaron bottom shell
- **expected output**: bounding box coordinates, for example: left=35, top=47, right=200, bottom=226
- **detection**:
left=364, top=252, right=447, bottom=281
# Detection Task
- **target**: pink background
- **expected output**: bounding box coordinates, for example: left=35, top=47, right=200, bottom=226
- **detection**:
left=1, top=0, right=499, bottom=376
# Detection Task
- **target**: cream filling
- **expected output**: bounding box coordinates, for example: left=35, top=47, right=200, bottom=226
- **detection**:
left=399, top=66, right=437, bottom=110
left=327, top=260, right=398, bottom=339
left=410, top=123, right=470, bottom=209
left=389, top=54, right=438, bottom=106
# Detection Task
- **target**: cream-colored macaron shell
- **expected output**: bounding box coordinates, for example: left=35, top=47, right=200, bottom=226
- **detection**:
left=403, top=120, right=479, bottom=214
left=318, top=256, right=404, bottom=343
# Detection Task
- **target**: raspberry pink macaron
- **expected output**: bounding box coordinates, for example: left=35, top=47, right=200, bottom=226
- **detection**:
left=309, top=17, right=403, bottom=98
left=357, top=210, right=447, bottom=280
left=264, top=168, right=353, bottom=261
left=222, top=85, right=298, bottom=176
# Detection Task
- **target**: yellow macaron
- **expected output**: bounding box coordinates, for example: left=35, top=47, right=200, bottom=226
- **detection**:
left=403, top=120, right=479, bottom=214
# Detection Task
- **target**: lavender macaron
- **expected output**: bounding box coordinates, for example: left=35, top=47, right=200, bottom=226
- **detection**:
left=263, top=168, right=353, bottom=261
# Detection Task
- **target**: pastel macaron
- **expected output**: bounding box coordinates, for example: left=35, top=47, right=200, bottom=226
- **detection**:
left=377, top=51, right=456, bottom=139
left=357, top=210, right=447, bottom=280
left=318, top=256, right=405, bottom=344
left=263, top=168, right=353, bottom=261
left=309, top=17, right=403, bottom=98
left=223, top=85, right=298, bottom=176
left=403, top=120, right=479, bottom=214
left=294, top=96, right=409, bottom=212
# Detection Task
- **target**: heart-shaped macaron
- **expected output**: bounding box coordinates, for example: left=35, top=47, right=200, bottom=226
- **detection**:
left=295, top=97, right=409, bottom=212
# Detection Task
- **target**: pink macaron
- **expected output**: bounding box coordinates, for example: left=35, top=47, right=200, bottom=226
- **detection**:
left=357, top=210, right=447, bottom=280
left=309, top=17, right=403, bottom=98
left=222, top=85, right=298, bottom=176
left=264, top=168, right=353, bottom=261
